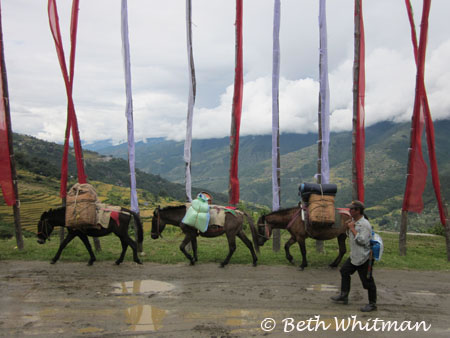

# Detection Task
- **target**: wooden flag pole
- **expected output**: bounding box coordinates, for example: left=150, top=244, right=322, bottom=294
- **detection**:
left=352, top=0, right=362, bottom=202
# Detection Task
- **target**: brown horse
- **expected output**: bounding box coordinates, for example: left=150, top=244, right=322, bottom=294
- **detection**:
left=256, top=206, right=350, bottom=270
left=151, top=205, right=259, bottom=267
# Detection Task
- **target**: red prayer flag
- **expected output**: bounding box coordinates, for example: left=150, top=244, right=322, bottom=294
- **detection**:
left=48, top=0, right=87, bottom=198
left=0, top=102, right=14, bottom=206
left=0, top=6, right=15, bottom=206
left=354, top=0, right=366, bottom=202
left=229, top=0, right=243, bottom=205
left=403, top=0, right=446, bottom=225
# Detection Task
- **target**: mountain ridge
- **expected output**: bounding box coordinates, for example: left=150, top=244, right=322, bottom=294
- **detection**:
left=88, top=120, right=450, bottom=230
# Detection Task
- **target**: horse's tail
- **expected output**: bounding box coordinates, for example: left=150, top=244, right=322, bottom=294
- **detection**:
left=243, top=211, right=260, bottom=253
left=130, top=210, right=144, bottom=252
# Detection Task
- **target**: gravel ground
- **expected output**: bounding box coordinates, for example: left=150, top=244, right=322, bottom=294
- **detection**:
left=0, top=260, right=449, bottom=337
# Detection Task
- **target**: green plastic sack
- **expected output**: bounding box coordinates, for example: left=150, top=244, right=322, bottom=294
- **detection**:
left=182, top=197, right=210, bottom=232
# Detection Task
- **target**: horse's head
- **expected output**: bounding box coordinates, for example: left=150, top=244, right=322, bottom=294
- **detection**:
left=256, top=215, right=270, bottom=247
left=151, top=206, right=166, bottom=239
left=37, top=210, right=55, bottom=244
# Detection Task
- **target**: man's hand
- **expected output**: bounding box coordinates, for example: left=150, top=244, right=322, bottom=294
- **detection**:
left=346, top=219, right=357, bottom=236
left=346, top=219, right=355, bottom=229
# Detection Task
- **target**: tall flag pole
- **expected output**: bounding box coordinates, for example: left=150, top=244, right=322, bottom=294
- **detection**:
left=271, top=0, right=281, bottom=252
left=317, top=0, right=330, bottom=185
left=48, top=0, right=87, bottom=198
left=272, top=0, right=281, bottom=212
left=401, top=0, right=448, bottom=257
left=0, top=2, right=23, bottom=249
left=315, top=0, right=331, bottom=254
left=352, top=0, right=366, bottom=202
left=121, top=0, right=139, bottom=214
left=228, top=0, right=243, bottom=205
left=184, top=0, right=196, bottom=202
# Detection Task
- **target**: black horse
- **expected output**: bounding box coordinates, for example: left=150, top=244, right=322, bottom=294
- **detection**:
left=37, top=206, right=143, bottom=266
left=151, top=205, right=259, bottom=267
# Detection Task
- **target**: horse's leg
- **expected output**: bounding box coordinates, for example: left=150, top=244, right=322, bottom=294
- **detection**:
left=329, top=233, right=347, bottom=268
left=298, top=238, right=308, bottom=271
left=50, top=231, right=77, bottom=264
left=284, top=236, right=297, bottom=265
left=220, top=233, right=237, bottom=268
left=191, top=235, right=198, bottom=262
left=237, top=231, right=257, bottom=267
left=179, top=232, right=195, bottom=265
left=77, top=234, right=97, bottom=266
left=121, top=234, right=142, bottom=265
left=115, top=238, right=128, bottom=265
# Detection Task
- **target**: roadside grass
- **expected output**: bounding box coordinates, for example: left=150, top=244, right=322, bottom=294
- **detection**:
left=0, top=229, right=448, bottom=271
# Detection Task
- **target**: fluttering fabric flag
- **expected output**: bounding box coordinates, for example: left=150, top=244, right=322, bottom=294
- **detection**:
left=229, top=0, right=243, bottom=205
left=403, top=0, right=445, bottom=225
left=271, top=0, right=281, bottom=211
left=0, top=4, right=14, bottom=206
left=184, top=0, right=196, bottom=202
left=405, top=0, right=419, bottom=63
left=121, top=0, right=139, bottom=213
left=353, top=0, right=366, bottom=202
left=48, top=0, right=87, bottom=198
left=318, top=0, right=330, bottom=184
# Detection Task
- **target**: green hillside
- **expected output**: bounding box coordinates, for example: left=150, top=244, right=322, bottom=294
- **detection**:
left=93, top=120, right=450, bottom=232
left=2, top=121, right=448, bottom=238
left=0, top=134, right=242, bottom=238
left=12, top=134, right=230, bottom=204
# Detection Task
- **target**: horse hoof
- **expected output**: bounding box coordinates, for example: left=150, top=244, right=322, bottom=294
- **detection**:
left=299, top=266, right=305, bottom=271
left=136, top=260, right=143, bottom=265
left=115, top=261, right=121, bottom=265
left=253, top=262, right=257, bottom=267
left=87, top=261, right=94, bottom=266
left=219, top=263, right=226, bottom=268
left=50, top=260, right=56, bottom=265
left=329, top=264, right=338, bottom=268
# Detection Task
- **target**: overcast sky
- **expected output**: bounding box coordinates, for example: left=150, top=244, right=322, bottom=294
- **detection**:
left=3, top=0, right=450, bottom=144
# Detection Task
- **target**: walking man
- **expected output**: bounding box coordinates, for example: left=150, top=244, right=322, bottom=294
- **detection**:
left=331, top=200, right=377, bottom=312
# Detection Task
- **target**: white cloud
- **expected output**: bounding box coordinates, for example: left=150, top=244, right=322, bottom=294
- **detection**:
left=2, top=0, right=449, bottom=144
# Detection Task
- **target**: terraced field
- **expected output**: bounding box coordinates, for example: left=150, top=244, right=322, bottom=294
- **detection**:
left=0, top=170, right=176, bottom=236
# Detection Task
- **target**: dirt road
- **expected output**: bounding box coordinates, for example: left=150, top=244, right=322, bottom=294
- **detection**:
left=0, top=260, right=449, bottom=337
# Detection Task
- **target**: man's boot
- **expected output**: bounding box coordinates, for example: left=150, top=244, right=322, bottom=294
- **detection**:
left=360, top=303, right=377, bottom=312
left=330, top=292, right=348, bottom=305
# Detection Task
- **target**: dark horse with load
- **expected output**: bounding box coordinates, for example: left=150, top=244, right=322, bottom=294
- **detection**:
left=256, top=183, right=351, bottom=270
left=256, top=207, right=351, bottom=270
left=151, top=204, right=259, bottom=267
left=37, top=206, right=144, bottom=266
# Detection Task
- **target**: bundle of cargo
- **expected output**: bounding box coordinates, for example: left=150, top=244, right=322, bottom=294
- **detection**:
left=299, top=183, right=337, bottom=226
left=65, top=183, right=98, bottom=228
left=299, top=182, right=337, bottom=202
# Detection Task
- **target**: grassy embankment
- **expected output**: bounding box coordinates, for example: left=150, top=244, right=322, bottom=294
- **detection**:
left=1, top=229, right=448, bottom=271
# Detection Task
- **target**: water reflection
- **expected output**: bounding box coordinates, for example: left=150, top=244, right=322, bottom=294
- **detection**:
left=409, top=290, right=437, bottom=296
left=225, top=309, right=252, bottom=327
left=78, top=327, right=104, bottom=334
left=306, top=284, right=338, bottom=292
left=125, top=304, right=167, bottom=332
left=112, top=279, right=175, bottom=294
